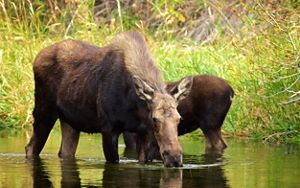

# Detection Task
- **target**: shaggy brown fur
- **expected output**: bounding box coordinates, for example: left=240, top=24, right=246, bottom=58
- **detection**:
left=25, top=31, right=192, bottom=167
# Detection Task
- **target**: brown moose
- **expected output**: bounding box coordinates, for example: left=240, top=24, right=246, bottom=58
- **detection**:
left=25, top=31, right=193, bottom=167
left=124, top=75, right=234, bottom=158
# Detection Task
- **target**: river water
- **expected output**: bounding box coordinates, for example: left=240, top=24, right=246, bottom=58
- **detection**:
left=0, top=130, right=299, bottom=187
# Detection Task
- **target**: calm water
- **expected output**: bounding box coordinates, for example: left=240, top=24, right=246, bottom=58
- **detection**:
left=0, top=130, right=299, bottom=188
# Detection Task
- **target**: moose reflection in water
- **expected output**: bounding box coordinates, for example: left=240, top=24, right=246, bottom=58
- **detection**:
left=182, top=151, right=229, bottom=188
left=60, top=158, right=81, bottom=188
left=28, top=158, right=81, bottom=188
left=104, top=151, right=229, bottom=188
left=28, top=151, right=228, bottom=188
left=28, top=158, right=53, bottom=188
left=25, top=31, right=193, bottom=167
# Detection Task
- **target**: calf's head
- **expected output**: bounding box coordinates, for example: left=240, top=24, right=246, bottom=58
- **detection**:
left=133, top=76, right=193, bottom=167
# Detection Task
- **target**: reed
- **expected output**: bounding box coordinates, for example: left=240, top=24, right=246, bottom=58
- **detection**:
left=0, top=0, right=299, bottom=142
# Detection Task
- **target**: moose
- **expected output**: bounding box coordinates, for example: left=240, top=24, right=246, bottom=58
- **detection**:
left=25, top=31, right=193, bottom=167
left=50, top=74, right=234, bottom=161
left=124, top=75, right=234, bottom=158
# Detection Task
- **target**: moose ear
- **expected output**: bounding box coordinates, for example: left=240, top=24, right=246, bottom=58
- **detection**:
left=133, top=76, right=154, bottom=101
left=169, top=76, right=193, bottom=101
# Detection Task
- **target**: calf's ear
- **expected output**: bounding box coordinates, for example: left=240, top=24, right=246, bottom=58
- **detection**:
left=169, top=76, right=193, bottom=101
left=133, top=75, right=154, bottom=101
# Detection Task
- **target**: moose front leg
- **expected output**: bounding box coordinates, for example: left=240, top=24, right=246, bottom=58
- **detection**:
left=136, top=132, right=158, bottom=163
left=102, top=131, right=120, bottom=163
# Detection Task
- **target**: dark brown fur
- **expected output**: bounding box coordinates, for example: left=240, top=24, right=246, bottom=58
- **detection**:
left=25, top=31, right=192, bottom=167
left=124, top=75, right=234, bottom=155
left=169, top=75, right=233, bottom=150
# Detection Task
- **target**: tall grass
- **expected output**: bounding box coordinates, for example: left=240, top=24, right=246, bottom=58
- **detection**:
left=0, top=0, right=299, bottom=142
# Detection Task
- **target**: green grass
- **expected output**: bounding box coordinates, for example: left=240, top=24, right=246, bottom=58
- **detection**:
left=0, top=1, right=299, bottom=143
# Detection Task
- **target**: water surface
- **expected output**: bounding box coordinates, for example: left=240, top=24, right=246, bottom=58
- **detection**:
left=0, top=130, right=299, bottom=187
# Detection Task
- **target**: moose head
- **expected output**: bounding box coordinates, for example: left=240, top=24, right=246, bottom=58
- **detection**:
left=133, top=76, right=193, bottom=167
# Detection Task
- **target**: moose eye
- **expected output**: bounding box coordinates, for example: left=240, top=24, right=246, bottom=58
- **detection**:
left=152, top=117, right=158, bottom=123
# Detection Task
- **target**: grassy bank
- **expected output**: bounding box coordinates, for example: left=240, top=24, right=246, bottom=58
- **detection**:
left=0, top=1, right=299, bottom=143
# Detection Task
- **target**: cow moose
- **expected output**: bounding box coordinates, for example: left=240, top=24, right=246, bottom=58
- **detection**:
left=124, top=75, right=234, bottom=157
left=25, top=31, right=193, bottom=167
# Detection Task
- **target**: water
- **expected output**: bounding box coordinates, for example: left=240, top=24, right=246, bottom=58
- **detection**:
left=0, top=130, right=299, bottom=188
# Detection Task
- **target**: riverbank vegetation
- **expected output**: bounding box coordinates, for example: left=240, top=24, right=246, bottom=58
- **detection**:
left=0, top=0, right=299, bottom=143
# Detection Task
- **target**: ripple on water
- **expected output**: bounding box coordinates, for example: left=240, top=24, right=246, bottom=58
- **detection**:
left=0, top=153, right=25, bottom=157
left=0, top=153, right=225, bottom=170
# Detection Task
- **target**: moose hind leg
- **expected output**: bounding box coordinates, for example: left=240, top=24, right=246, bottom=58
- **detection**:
left=58, top=120, right=80, bottom=158
left=25, top=106, right=58, bottom=157
left=204, top=128, right=227, bottom=151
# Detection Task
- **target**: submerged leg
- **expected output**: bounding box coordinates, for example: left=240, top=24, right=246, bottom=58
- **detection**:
left=58, top=120, right=80, bottom=158
left=25, top=105, right=57, bottom=157
left=102, top=131, right=120, bottom=163
left=217, top=128, right=227, bottom=149
left=203, top=128, right=227, bottom=151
